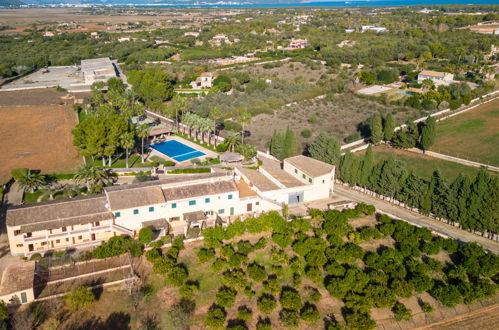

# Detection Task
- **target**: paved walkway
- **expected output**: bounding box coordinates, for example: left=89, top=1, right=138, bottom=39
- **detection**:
left=334, top=185, right=499, bottom=254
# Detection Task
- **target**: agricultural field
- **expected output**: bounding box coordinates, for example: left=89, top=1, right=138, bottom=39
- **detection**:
left=233, top=61, right=332, bottom=84
left=365, top=145, right=494, bottom=182
left=431, top=97, right=499, bottom=167
left=38, top=206, right=498, bottom=329
left=0, top=104, right=82, bottom=182
left=246, top=94, right=424, bottom=151
left=0, top=88, right=67, bottom=107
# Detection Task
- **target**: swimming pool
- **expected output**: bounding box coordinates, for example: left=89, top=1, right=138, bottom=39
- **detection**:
left=397, top=91, right=415, bottom=96
left=149, top=140, right=205, bottom=162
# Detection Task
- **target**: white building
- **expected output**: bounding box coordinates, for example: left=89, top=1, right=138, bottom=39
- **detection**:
left=417, top=70, right=454, bottom=85
left=80, top=57, right=117, bottom=85
left=190, top=72, right=215, bottom=89
left=361, top=25, right=388, bottom=33
left=6, top=155, right=335, bottom=257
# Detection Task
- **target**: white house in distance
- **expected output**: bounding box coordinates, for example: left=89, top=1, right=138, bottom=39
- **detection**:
left=80, top=57, right=117, bottom=85
left=286, top=39, right=310, bottom=49
left=190, top=72, right=215, bottom=89
left=361, top=25, right=388, bottom=33
left=6, top=155, right=335, bottom=257
left=417, top=70, right=455, bottom=85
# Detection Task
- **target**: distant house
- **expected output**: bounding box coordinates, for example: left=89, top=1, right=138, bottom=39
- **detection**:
left=361, top=25, right=387, bottom=33
left=417, top=70, right=454, bottom=85
left=184, top=32, right=199, bottom=37
left=287, top=39, right=310, bottom=50
left=81, top=57, right=118, bottom=85
left=190, top=72, right=215, bottom=89
left=43, top=31, right=54, bottom=37
left=345, top=29, right=355, bottom=33
left=117, top=36, right=131, bottom=42
left=210, top=34, right=231, bottom=46
left=337, top=40, right=356, bottom=48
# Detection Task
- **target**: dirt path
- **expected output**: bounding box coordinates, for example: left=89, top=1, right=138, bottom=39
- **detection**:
left=334, top=185, right=499, bottom=254
left=414, top=303, right=499, bottom=330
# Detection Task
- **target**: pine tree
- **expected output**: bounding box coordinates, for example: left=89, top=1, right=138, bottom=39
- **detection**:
left=421, top=116, right=436, bottom=152
left=308, top=132, right=340, bottom=165
left=383, top=113, right=396, bottom=142
left=270, top=130, right=284, bottom=160
left=339, top=152, right=353, bottom=183
left=360, top=145, right=374, bottom=187
left=370, top=115, right=383, bottom=144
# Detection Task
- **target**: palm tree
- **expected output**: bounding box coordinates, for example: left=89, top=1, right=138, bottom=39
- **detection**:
left=208, top=106, right=221, bottom=146
left=64, top=184, right=80, bottom=199
left=192, top=115, right=201, bottom=141
left=44, top=183, right=63, bottom=200
left=238, top=111, right=251, bottom=145
left=16, top=170, right=46, bottom=193
left=225, top=132, right=241, bottom=152
left=205, top=119, right=215, bottom=146
left=200, top=118, right=212, bottom=144
left=74, top=165, right=109, bottom=190
left=137, top=124, right=150, bottom=163
left=171, top=95, right=188, bottom=132
left=120, top=131, right=136, bottom=168
left=183, top=112, right=194, bottom=138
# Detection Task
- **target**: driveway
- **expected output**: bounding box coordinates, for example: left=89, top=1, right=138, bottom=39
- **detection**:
left=334, top=185, right=499, bottom=255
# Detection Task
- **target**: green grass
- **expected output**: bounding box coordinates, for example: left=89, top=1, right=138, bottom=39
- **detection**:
left=87, top=155, right=155, bottom=169
left=432, top=98, right=499, bottom=166
left=24, top=190, right=46, bottom=204
left=371, top=146, right=492, bottom=182
left=167, top=168, right=211, bottom=174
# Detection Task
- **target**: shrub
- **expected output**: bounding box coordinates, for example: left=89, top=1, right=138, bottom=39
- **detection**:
left=225, top=220, right=246, bottom=239
left=0, top=301, right=7, bottom=321
left=344, top=311, right=376, bottom=330
left=163, top=160, right=176, bottom=167
left=211, top=258, right=229, bottom=273
left=221, top=245, right=235, bottom=258
left=216, top=143, right=228, bottom=152
left=197, top=248, right=216, bottom=263
left=165, top=265, right=188, bottom=287
left=305, top=265, right=322, bottom=284
left=253, top=237, right=267, bottom=250
left=421, top=302, right=434, bottom=314
left=272, top=233, right=293, bottom=248
left=422, top=242, right=440, bottom=255
left=138, top=227, right=154, bottom=244
left=30, top=253, right=42, bottom=261
left=248, top=263, right=267, bottom=282
left=153, top=256, right=175, bottom=274
left=172, top=235, right=185, bottom=250
left=280, top=309, right=300, bottom=328
left=280, top=287, right=303, bottom=311
left=11, top=168, right=29, bottom=181
left=256, top=318, right=272, bottom=330
left=216, top=286, right=237, bottom=308
left=430, top=284, right=463, bottom=307
left=300, top=303, right=320, bottom=322
left=146, top=248, right=162, bottom=262
left=179, top=283, right=197, bottom=300
left=229, top=253, right=247, bottom=268
left=257, top=294, right=277, bottom=315
left=205, top=306, right=226, bottom=329
left=301, top=129, right=312, bottom=138
left=308, top=288, right=322, bottom=303
left=392, top=302, right=412, bottom=321
left=237, top=306, right=252, bottom=321
left=221, top=269, right=248, bottom=290
left=263, top=276, right=280, bottom=294
left=64, top=287, right=95, bottom=310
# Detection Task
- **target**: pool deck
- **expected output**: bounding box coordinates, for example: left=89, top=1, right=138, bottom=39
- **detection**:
left=148, top=135, right=218, bottom=165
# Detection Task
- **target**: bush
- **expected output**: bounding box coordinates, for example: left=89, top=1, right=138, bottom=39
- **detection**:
left=216, top=143, right=228, bottom=152
left=179, top=283, right=197, bottom=300
left=308, top=288, right=322, bottom=303
left=197, top=248, right=216, bottom=263
left=153, top=256, right=175, bottom=274
left=163, top=160, right=176, bottom=167
left=430, top=284, right=463, bottom=307
left=205, top=306, right=226, bottom=329
left=344, top=311, right=376, bottom=330
left=223, top=120, right=242, bottom=132
left=237, top=306, right=252, bottom=321
left=172, top=235, right=185, bottom=250
left=301, top=129, right=312, bottom=138
left=216, top=286, right=237, bottom=308
left=138, top=227, right=154, bottom=244
left=256, top=318, right=272, bottom=330
left=11, top=168, right=29, bottom=181
left=146, top=248, right=162, bottom=262
left=280, top=309, right=300, bottom=328
left=253, top=237, right=267, bottom=250
left=64, top=287, right=95, bottom=310
left=300, top=303, right=320, bottom=322
left=280, top=287, right=303, bottom=311
left=392, top=302, right=412, bottom=321
left=272, top=233, right=292, bottom=248
left=257, top=294, right=277, bottom=315
left=344, top=132, right=361, bottom=143
left=30, top=253, right=42, bottom=261
left=421, top=302, right=434, bottom=314
left=165, top=265, right=188, bottom=287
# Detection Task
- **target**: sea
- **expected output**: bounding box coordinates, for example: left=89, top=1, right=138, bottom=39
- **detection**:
left=133, top=1, right=499, bottom=8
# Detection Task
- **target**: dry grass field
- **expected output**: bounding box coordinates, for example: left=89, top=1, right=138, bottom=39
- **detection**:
left=0, top=104, right=81, bottom=182
left=235, top=62, right=332, bottom=83
left=431, top=97, right=499, bottom=167
left=0, top=88, right=67, bottom=107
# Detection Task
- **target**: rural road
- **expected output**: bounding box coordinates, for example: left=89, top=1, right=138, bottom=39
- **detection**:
left=333, top=185, right=499, bottom=255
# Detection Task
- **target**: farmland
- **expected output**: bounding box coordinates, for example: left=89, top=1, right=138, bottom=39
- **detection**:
left=0, top=103, right=81, bottom=182
left=365, top=145, right=494, bottom=182
left=431, top=97, right=499, bottom=167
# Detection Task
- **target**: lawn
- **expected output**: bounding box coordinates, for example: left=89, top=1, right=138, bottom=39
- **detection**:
left=368, top=145, right=492, bottom=182
left=87, top=154, right=156, bottom=169
left=431, top=98, right=499, bottom=167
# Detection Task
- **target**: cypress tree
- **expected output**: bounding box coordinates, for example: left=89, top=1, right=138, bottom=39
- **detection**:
left=339, top=152, right=354, bottom=183
left=383, top=113, right=396, bottom=142
left=360, top=145, right=374, bottom=187
left=370, top=115, right=383, bottom=144
left=308, top=132, right=340, bottom=165
left=282, top=127, right=297, bottom=159
left=421, top=116, right=436, bottom=152
left=270, top=130, right=284, bottom=160
left=350, top=156, right=362, bottom=186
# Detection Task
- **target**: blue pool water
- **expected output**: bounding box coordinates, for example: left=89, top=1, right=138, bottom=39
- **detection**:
left=149, top=140, right=205, bottom=162
left=397, top=91, right=415, bottom=96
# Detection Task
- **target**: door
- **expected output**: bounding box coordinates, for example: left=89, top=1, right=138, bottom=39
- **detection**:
left=230, top=207, right=234, bottom=216
left=246, top=203, right=252, bottom=212
left=288, top=192, right=304, bottom=204
left=91, top=234, right=96, bottom=241
left=28, top=244, right=34, bottom=252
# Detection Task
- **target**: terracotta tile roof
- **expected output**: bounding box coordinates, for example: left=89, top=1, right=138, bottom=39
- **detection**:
left=7, top=195, right=111, bottom=229
left=284, top=155, right=335, bottom=178
left=106, top=185, right=165, bottom=210
left=162, top=180, right=237, bottom=201
left=419, top=70, right=447, bottom=78
left=238, top=168, right=280, bottom=192
left=260, top=156, right=304, bottom=188
left=0, top=261, right=36, bottom=295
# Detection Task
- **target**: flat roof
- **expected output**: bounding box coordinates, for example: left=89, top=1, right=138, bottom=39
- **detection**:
left=0, top=261, right=35, bottom=295
left=260, top=156, right=304, bottom=188
left=285, top=155, right=335, bottom=178
left=238, top=167, right=280, bottom=192
left=419, top=70, right=448, bottom=78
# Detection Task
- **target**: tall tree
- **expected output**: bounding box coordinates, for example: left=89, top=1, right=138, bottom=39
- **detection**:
left=74, top=165, right=108, bottom=190
left=383, top=114, right=395, bottom=142
left=308, top=132, right=340, bottom=165
left=282, top=127, right=297, bottom=159
left=120, top=132, right=135, bottom=169
left=270, top=130, right=284, bottom=160
left=360, top=145, right=374, bottom=187
left=225, top=132, right=241, bottom=152
left=370, top=115, right=383, bottom=144
left=137, top=124, right=150, bottom=163
left=238, top=111, right=251, bottom=145
left=16, top=170, right=46, bottom=193
left=420, top=116, right=436, bottom=152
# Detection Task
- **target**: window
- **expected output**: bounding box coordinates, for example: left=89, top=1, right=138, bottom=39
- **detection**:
left=133, top=209, right=139, bottom=215
left=21, top=292, right=27, bottom=304
left=228, top=194, right=233, bottom=200
left=294, top=168, right=298, bottom=174
left=26, top=233, right=32, bottom=238
left=302, top=174, right=306, bottom=179
left=322, top=180, right=325, bottom=184
left=94, top=221, right=100, bottom=227
left=115, top=212, right=121, bottom=217
left=149, top=206, right=154, bottom=212
left=56, top=239, right=60, bottom=244
left=14, top=230, right=21, bottom=236
left=78, top=236, right=82, bottom=240
left=41, top=242, right=47, bottom=246
left=205, top=198, right=210, bottom=203
left=170, top=217, right=180, bottom=222
left=66, top=238, right=69, bottom=242
left=16, top=244, right=23, bottom=248
left=256, top=202, right=260, bottom=206
left=61, top=226, right=67, bottom=232
left=218, top=209, right=225, bottom=214
left=308, top=178, right=312, bottom=183
left=189, top=200, right=196, bottom=206
left=172, top=203, right=177, bottom=209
